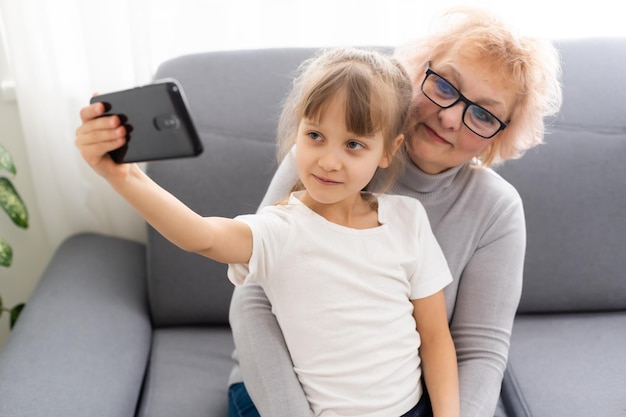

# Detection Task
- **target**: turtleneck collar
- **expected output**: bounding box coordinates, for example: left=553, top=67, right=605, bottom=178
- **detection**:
left=392, top=147, right=469, bottom=203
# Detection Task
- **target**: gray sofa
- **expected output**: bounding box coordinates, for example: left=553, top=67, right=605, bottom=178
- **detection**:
left=0, top=38, right=624, bottom=417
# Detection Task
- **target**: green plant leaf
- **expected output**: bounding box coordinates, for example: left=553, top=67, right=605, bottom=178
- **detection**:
left=0, top=235, right=12, bottom=267
left=10, top=303, right=25, bottom=329
left=0, top=144, right=17, bottom=175
left=0, top=177, right=28, bottom=228
left=0, top=144, right=27, bottom=330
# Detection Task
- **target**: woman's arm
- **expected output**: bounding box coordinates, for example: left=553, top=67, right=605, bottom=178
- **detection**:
left=258, top=146, right=299, bottom=208
left=414, top=290, right=459, bottom=417
left=230, top=283, right=313, bottom=417
left=229, top=149, right=314, bottom=416
left=452, top=200, right=525, bottom=417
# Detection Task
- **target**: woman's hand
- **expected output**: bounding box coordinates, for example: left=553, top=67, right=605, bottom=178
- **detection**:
left=75, top=101, right=132, bottom=181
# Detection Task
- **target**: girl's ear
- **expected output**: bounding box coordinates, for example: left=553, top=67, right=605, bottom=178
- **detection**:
left=379, top=134, right=405, bottom=168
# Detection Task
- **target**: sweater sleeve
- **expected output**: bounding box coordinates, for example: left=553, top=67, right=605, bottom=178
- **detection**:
left=451, top=197, right=525, bottom=417
left=228, top=149, right=314, bottom=417
left=259, top=146, right=298, bottom=207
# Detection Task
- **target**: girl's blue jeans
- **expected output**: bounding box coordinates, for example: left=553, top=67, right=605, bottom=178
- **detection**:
left=227, top=382, right=432, bottom=417
left=228, top=383, right=260, bottom=417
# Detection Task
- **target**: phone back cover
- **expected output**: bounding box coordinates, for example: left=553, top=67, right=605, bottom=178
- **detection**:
left=91, top=80, right=203, bottom=163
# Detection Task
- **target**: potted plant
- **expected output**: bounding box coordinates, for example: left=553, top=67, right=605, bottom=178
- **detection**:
left=0, top=143, right=28, bottom=329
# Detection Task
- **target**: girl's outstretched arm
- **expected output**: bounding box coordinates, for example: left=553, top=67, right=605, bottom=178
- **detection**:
left=108, top=164, right=252, bottom=264
left=75, top=102, right=252, bottom=265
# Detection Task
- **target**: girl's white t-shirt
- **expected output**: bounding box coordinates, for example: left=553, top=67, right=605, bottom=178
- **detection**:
left=228, top=192, right=452, bottom=417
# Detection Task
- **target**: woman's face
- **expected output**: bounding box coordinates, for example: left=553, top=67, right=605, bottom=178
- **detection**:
left=404, top=53, right=517, bottom=174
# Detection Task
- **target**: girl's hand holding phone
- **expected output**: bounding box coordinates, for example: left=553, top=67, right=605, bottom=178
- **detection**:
left=75, top=101, right=133, bottom=181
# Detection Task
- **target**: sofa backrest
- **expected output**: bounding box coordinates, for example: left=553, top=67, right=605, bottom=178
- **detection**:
left=147, top=48, right=319, bottom=326
left=146, top=39, right=626, bottom=325
left=495, top=38, right=626, bottom=314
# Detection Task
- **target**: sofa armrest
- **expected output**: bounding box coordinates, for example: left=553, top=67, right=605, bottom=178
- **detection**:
left=0, top=233, right=152, bottom=417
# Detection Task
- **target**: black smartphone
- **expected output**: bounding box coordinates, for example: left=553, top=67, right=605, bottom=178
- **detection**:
left=90, top=79, right=203, bottom=163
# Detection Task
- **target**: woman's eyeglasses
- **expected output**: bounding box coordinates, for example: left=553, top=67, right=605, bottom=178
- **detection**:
left=420, top=63, right=507, bottom=139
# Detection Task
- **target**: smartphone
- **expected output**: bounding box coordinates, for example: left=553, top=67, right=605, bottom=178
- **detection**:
left=90, top=79, right=203, bottom=163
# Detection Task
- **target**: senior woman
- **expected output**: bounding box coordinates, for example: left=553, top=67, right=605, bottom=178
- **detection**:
left=228, top=7, right=563, bottom=417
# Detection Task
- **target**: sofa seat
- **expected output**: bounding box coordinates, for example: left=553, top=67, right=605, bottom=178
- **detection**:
left=503, top=312, right=626, bottom=416
left=137, top=327, right=234, bottom=417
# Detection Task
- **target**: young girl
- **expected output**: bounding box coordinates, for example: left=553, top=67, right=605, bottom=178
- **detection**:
left=76, top=47, right=459, bottom=417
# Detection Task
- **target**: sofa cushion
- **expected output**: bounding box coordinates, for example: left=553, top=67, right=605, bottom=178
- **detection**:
left=496, top=127, right=626, bottom=313
left=495, top=36, right=626, bottom=314
left=154, top=48, right=319, bottom=136
left=552, top=38, right=626, bottom=129
left=502, top=312, right=626, bottom=416
left=137, top=327, right=235, bottom=417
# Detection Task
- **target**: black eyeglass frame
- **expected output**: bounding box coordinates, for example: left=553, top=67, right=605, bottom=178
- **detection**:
left=421, top=64, right=508, bottom=139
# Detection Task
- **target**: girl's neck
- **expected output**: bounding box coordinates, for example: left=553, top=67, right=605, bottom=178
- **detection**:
left=298, top=191, right=380, bottom=229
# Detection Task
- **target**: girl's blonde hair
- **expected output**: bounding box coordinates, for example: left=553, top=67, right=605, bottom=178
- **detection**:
left=395, top=7, right=563, bottom=167
left=278, top=47, right=413, bottom=192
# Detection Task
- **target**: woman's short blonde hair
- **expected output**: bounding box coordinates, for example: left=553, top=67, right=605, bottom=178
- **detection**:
left=395, top=7, right=563, bottom=166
